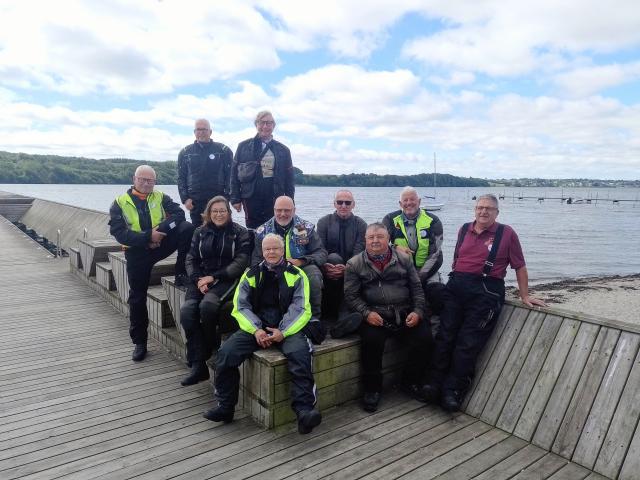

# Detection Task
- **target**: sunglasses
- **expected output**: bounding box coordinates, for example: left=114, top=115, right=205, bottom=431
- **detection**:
left=336, top=200, right=352, bottom=206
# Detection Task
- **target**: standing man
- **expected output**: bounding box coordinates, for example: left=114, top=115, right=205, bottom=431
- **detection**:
left=109, top=165, right=194, bottom=361
left=253, top=196, right=326, bottom=321
left=178, top=118, right=233, bottom=228
left=344, top=223, right=431, bottom=412
left=382, top=186, right=445, bottom=315
left=423, top=194, right=547, bottom=411
left=204, top=233, right=322, bottom=435
left=317, top=190, right=367, bottom=337
left=230, top=110, right=295, bottom=229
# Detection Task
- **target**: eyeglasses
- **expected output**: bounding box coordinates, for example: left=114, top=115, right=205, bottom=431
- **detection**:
left=136, top=177, right=156, bottom=184
left=194, top=128, right=210, bottom=132
left=210, top=209, right=228, bottom=215
left=336, top=200, right=353, bottom=206
left=257, top=120, right=275, bottom=126
left=475, top=206, right=497, bottom=212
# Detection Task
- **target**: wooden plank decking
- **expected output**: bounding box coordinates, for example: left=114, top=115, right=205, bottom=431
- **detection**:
left=0, top=216, right=613, bottom=479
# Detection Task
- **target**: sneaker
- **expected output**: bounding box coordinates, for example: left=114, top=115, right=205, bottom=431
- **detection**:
left=132, top=343, right=147, bottom=362
left=329, top=312, right=362, bottom=338
left=297, top=409, right=322, bottom=434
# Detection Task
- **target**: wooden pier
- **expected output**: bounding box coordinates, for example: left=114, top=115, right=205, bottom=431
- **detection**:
left=0, top=213, right=632, bottom=479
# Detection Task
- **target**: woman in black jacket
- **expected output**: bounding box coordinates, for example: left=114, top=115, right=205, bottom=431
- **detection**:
left=179, top=196, right=251, bottom=386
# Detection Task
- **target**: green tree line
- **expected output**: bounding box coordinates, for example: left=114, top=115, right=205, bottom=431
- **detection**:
left=0, top=151, right=490, bottom=187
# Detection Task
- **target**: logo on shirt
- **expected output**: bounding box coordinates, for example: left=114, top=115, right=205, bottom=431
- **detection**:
left=485, top=237, right=495, bottom=251
left=209, top=154, right=215, bottom=159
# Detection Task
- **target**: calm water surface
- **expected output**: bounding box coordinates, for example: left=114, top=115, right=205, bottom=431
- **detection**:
left=2, top=184, right=639, bottom=285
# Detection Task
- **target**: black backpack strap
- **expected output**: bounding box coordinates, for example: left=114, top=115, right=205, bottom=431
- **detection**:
left=452, top=223, right=470, bottom=269
left=483, top=224, right=505, bottom=276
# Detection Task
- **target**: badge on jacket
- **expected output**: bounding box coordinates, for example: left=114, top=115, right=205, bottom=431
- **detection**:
left=420, top=229, right=428, bottom=238
left=293, top=224, right=309, bottom=245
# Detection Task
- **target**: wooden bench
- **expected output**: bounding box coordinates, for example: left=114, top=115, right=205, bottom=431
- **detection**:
left=460, top=301, right=640, bottom=479
left=95, top=261, right=116, bottom=291
left=77, top=238, right=121, bottom=277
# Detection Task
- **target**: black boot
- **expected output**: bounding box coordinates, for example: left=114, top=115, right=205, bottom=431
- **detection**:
left=203, top=405, right=234, bottom=423
left=297, top=409, right=322, bottom=434
left=441, top=390, right=463, bottom=412
left=132, top=343, right=147, bottom=362
left=180, top=362, right=210, bottom=386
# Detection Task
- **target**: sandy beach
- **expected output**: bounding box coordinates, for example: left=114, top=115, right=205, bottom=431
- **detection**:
left=507, top=274, right=640, bottom=325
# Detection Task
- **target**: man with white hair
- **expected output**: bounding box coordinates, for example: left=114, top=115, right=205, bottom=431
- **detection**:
left=109, top=165, right=194, bottom=362
left=177, top=118, right=233, bottom=228
left=253, top=195, right=327, bottom=323
left=230, top=110, right=295, bottom=229
left=382, top=186, right=445, bottom=316
left=204, top=233, right=322, bottom=434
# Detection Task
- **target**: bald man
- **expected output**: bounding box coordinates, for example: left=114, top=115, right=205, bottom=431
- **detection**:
left=177, top=118, right=233, bottom=227
left=109, top=165, right=194, bottom=361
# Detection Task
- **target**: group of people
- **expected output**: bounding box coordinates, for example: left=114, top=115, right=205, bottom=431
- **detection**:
left=109, top=111, right=546, bottom=436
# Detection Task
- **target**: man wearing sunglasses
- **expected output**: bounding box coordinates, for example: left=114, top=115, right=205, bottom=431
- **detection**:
left=317, top=190, right=367, bottom=338
left=177, top=118, right=233, bottom=228
left=109, top=165, right=194, bottom=362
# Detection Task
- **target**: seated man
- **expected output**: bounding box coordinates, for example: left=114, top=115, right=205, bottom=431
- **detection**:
left=316, top=189, right=367, bottom=337
left=253, top=196, right=327, bottom=323
left=344, top=222, right=432, bottom=412
left=423, top=194, right=547, bottom=412
left=382, top=186, right=445, bottom=317
left=179, top=196, right=251, bottom=386
left=204, top=233, right=322, bottom=434
left=109, top=165, right=194, bottom=362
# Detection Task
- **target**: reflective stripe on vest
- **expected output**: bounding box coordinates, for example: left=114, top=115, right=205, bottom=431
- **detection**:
left=115, top=190, right=165, bottom=232
left=391, top=210, right=433, bottom=268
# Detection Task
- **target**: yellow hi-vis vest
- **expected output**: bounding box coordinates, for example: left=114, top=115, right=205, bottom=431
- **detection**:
left=391, top=209, right=433, bottom=268
left=115, top=190, right=165, bottom=233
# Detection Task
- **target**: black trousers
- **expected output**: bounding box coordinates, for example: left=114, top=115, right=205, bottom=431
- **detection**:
left=125, top=221, right=194, bottom=344
left=180, top=280, right=234, bottom=364
left=215, top=330, right=316, bottom=414
left=360, top=319, right=432, bottom=393
left=429, top=273, right=505, bottom=393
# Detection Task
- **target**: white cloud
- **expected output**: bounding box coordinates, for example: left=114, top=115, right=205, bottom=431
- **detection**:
left=554, top=62, right=640, bottom=97
left=404, top=0, right=640, bottom=77
left=0, top=0, right=284, bottom=95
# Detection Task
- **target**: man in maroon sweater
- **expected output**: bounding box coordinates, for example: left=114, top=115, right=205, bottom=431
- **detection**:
left=423, top=194, right=546, bottom=411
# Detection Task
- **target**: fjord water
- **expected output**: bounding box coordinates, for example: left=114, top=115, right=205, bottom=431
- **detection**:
left=2, top=184, right=639, bottom=285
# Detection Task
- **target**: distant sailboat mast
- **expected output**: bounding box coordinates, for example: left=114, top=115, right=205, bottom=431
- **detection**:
left=424, top=151, right=444, bottom=211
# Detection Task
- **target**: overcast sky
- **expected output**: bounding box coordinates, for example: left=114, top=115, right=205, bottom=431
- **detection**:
left=1, top=0, right=639, bottom=179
